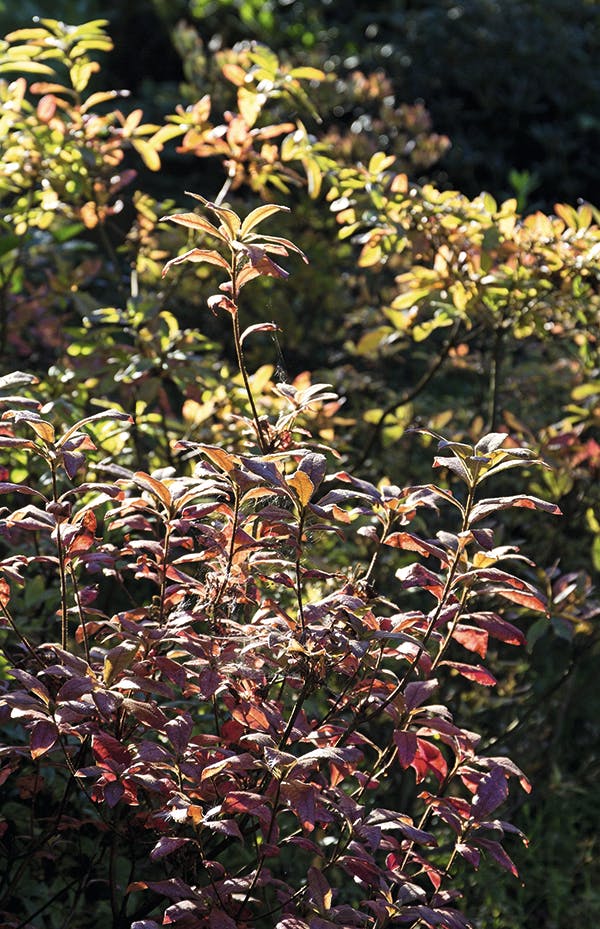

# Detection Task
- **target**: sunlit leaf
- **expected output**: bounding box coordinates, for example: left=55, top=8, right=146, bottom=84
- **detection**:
left=240, top=203, right=289, bottom=238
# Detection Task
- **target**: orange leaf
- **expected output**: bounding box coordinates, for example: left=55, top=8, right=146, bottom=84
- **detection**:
left=133, top=471, right=172, bottom=508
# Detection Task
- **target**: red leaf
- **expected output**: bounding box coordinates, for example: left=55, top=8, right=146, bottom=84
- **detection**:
left=490, top=587, right=548, bottom=612
left=92, top=732, right=131, bottom=767
left=221, top=791, right=271, bottom=823
left=452, top=625, right=489, bottom=658
left=385, top=531, right=449, bottom=566
left=411, top=738, right=448, bottom=784
left=441, top=661, right=497, bottom=687
left=467, top=611, right=525, bottom=646
left=280, top=780, right=317, bottom=831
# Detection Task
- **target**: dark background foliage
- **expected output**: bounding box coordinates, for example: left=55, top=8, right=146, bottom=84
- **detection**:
left=2, top=0, right=599, bottom=207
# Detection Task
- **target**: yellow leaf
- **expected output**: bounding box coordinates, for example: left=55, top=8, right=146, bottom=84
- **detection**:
left=0, top=60, right=55, bottom=75
left=103, top=642, right=139, bottom=686
left=5, top=28, right=50, bottom=40
left=131, top=139, right=160, bottom=171
left=80, top=89, right=120, bottom=113
left=160, top=211, right=228, bottom=242
left=222, top=63, right=247, bottom=86
left=288, top=471, right=314, bottom=508
left=391, top=287, right=433, bottom=310
left=303, top=157, right=322, bottom=199
left=28, top=421, right=55, bottom=444
left=289, top=66, right=325, bottom=81
left=238, top=86, right=263, bottom=127
left=368, top=152, right=397, bottom=175
left=240, top=203, right=289, bottom=238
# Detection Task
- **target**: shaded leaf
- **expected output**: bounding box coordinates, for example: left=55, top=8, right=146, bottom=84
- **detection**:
left=394, top=729, right=418, bottom=768
left=472, top=766, right=509, bottom=820
left=30, top=720, right=58, bottom=759
left=476, top=837, right=519, bottom=877
left=150, top=836, right=190, bottom=861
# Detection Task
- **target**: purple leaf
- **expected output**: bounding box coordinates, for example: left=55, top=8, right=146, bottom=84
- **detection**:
left=307, top=866, right=331, bottom=911
left=104, top=780, right=124, bottom=807
left=394, top=730, right=418, bottom=768
left=404, top=678, right=439, bottom=710
left=472, top=766, right=509, bottom=820
left=275, top=919, right=310, bottom=929
left=164, top=713, right=193, bottom=754
left=469, top=494, right=561, bottom=524
left=150, top=836, right=190, bottom=861
left=209, top=911, right=239, bottom=929
left=475, top=837, right=519, bottom=876
left=240, top=456, right=287, bottom=488
left=298, top=453, right=327, bottom=491
left=474, top=432, right=509, bottom=455
left=455, top=842, right=481, bottom=868
left=0, top=482, right=43, bottom=496
left=30, top=720, right=58, bottom=758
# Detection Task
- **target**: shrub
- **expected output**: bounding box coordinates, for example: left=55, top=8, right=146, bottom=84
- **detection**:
left=0, top=18, right=599, bottom=929
left=0, top=197, right=563, bottom=928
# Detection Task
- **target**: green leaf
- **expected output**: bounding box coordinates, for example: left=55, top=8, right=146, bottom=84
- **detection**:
left=0, top=235, right=20, bottom=257
left=391, top=288, right=434, bottom=310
